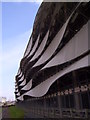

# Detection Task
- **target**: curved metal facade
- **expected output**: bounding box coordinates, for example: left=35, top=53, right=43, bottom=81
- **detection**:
left=15, top=2, right=90, bottom=118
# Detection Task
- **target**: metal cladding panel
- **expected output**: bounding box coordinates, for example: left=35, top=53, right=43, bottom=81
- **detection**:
left=43, top=22, right=89, bottom=69
left=16, top=92, right=20, bottom=96
left=27, top=35, right=40, bottom=58
left=19, top=75, right=24, bottom=82
left=19, top=79, right=26, bottom=86
left=17, top=72, right=22, bottom=79
left=33, top=16, right=71, bottom=67
left=18, top=55, right=88, bottom=100
left=21, top=79, right=32, bottom=90
left=88, top=20, right=90, bottom=65
left=24, top=37, right=32, bottom=57
left=31, top=30, right=49, bottom=61
left=15, top=2, right=90, bottom=100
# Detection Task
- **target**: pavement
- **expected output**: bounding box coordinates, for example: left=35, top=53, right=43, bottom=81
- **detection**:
left=2, top=107, right=10, bottom=118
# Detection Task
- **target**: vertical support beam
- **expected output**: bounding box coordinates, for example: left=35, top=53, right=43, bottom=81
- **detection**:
left=44, top=97, right=46, bottom=117
left=72, top=71, right=80, bottom=110
left=57, top=80, right=62, bottom=118
left=58, top=95, right=63, bottom=118
left=88, top=20, right=90, bottom=65
left=86, top=72, right=90, bottom=109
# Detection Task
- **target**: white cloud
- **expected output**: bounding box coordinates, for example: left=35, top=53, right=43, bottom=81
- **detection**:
left=1, top=29, right=32, bottom=100
left=2, top=29, right=32, bottom=69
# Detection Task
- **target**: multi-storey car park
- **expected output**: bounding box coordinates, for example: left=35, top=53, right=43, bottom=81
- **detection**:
left=15, top=2, right=90, bottom=118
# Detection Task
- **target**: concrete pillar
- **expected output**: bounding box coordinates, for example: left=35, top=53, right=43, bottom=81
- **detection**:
left=43, top=97, right=47, bottom=117
left=88, top=20, right=90, bottom=65
left=72, top=71, right=80, bottom=110
left=57, top=94, right=62, bottom=118
left=57, top=80, right=62, bottom=118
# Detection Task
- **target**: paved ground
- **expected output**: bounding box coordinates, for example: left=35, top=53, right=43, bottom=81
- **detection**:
left=2, top=107, right=10, bottom=118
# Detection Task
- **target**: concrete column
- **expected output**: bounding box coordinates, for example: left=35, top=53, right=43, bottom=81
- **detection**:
left=72, top=71, right=80, bottom=110
left=43, top=97, right=47, bottom=117
left=57, top=94, right=62, bottom=118
left=88, top=20, right=90, bottom=65
left=57, top=80, right=62, bottom=118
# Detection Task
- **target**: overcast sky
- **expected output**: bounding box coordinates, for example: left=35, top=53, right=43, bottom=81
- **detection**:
left=1, top=1, right=42, bottom=101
